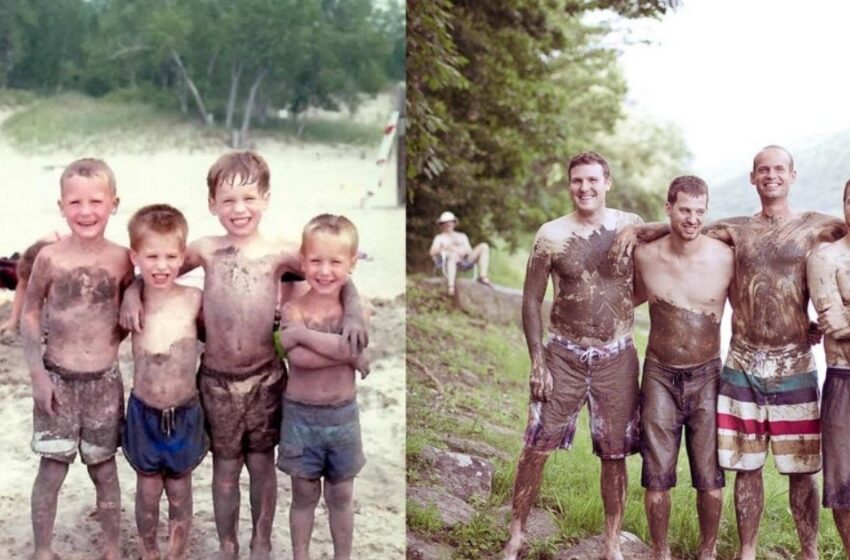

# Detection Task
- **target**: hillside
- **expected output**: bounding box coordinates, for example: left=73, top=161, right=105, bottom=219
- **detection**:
left=707, top=129, right=850, bottom=219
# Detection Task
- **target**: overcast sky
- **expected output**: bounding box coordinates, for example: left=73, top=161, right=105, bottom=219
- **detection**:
left=618, top=0, right=850, bottom=177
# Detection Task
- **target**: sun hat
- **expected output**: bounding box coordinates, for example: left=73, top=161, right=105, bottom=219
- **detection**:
left=437, top=211, right=458, bottom=224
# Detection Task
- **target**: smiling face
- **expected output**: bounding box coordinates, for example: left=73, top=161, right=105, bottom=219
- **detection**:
left=58, top=174, right=118, bottom=241
left=300, top=231, right=357, bottom=297
left=750, top=147, right=796, bottom=202
left=208, top=179, right=269, bottom=238
left=569, top=162, right=611, bottom=215
left=666, top=191, right=707, bottom=241
left=130, top=232, right=185, bottom=290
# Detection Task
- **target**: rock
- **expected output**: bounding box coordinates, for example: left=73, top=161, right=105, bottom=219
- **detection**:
left=556, top=531, right=649, bottom=560
left=408, top=486, right=475, bottom=527
left=444, top=435, right=508, bottom=461
left=454, top=278, right=553, bottom=329
left=419, top=446, right=494, bottom=501
left=406, top=531, right=454, bottom=560
left=497, top=506, right=560, bottom=543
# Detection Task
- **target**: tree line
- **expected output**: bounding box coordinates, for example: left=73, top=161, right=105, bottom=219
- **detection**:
left=407, top=0, right=688, bottom=270
left=0, top=0, right=405, bottom=146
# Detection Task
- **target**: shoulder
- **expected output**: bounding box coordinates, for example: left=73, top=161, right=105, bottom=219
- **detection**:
left=281, top=300, right=306, bottom=324
left=533, top=216, right=572, bottom=255
left=179, top=285, right=203, bottom=305
left=809, top=241, right=842, bottom=263
left=611, top=209, right=644, bottom=228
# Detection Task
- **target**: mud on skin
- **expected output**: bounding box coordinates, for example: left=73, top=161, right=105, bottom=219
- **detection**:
left=546, top=227, right=633, bottom=342
left=648, top=299, right=720, bottom=367
left=731, top=215, right=825, bottom=347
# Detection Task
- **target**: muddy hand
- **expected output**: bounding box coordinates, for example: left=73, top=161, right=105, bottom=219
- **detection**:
left=608, top=225, right=637, bottom=264
left=33, top=376, right=61, bottom=417
left=529, top=364, right=553, bottom=402
left=819, top=304, right=850, bottom=338
left=119, top=291, right=144, bottom=332
left=342, top=314, right=368, bottom=356
left=807, top=321, right=822, bottom=346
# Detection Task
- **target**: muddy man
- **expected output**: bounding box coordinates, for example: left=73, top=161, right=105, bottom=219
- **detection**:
left=503, top=151, right=644, bottom=560
left=633, top=176, right=734, bottom=560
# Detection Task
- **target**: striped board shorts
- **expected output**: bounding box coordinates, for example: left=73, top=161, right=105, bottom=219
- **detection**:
left=716, top=338, right=821, bottom=474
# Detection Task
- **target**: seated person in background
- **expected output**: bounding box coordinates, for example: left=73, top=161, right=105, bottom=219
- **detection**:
left=428, top=210, right=492, bottom=295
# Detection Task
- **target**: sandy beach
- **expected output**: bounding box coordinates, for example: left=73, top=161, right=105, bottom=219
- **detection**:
left=0, top=97, right=405, bottom=559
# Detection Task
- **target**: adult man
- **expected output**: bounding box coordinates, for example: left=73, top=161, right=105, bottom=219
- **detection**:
left=503, top=151, right=643, bottom=560
left=807, top=178, right=850, bottom=555
left=633, top=176, right=733, bottom=560
left=704, top=146, right=849, bottom=560
left=428, top=210, right=492, bottom=295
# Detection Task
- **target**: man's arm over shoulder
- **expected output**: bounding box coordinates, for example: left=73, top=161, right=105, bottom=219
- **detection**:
left=632, top=242, right=651, bottom=306
left=703, top=217, right=748, bottom=246
left=806, top=212, right=848, bottom=243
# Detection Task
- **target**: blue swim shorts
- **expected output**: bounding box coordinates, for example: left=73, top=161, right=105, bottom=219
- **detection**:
left=276, top=397, right=366, bottom=482
left=122, top=392, right=209, bottom=477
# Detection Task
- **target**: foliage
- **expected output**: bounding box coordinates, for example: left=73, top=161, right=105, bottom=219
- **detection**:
left=406, top=0, right=686, bottom=271
left=0, top=0, right=404, bottom=145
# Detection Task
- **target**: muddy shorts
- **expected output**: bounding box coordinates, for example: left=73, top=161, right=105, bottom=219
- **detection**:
left=640, top=357, right=725, bottom=490
left=199, top=358, right=285, bottom=459
left=31, top=359, right=124, bottom=465
left=523, top=334, right=640, bottom=459
left=821, top=367, right=850, bottom=507
left=276, top=397, right=366, bottom=482
left=717, top=339, right=820, bottom=474
left=122, top=392, right=209, bottom=477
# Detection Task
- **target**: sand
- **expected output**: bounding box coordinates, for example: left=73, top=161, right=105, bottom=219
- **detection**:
left=0, top=96, right=405, bottom=559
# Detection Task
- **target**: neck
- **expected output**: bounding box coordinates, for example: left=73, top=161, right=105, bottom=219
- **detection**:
left=304, top=287, right=343, bottom=306
left=69, top=235, right=108, bottom=252
left=226, top=229, right=262, bottom=245
left=758, top=198, right=793, bottom=221
left=574, top=207, right=607, bottom=227
left=142, top=283, right=180, bottom=306
left=668, top=233, right=701, bottom=256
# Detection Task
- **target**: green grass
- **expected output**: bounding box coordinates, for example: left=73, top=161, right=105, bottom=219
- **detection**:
left=1, top=90, right=384, bottom=152
left=406, top=277, right=846, bottom=559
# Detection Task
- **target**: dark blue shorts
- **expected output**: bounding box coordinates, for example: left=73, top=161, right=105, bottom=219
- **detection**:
left=276, top=397, right=366, bottom=482
left=122, top=392, right=209, bottom=477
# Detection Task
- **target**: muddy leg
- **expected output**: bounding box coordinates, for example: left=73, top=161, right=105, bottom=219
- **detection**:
left=164, top=473, right=193, bottom=560
left=503, top=448, right=550, bottom=559
left=325, top=478, right=355, bottom=560
left=31, top=457, right=69, bottom=560
left=87, top=458, right=121, bottom=560
left=212, top=455, right=244, bottom=560
left=245, top=450, right=277, bottom=560
left=601, top=459, right=626, bottom=560
left=135, top=474, right=164, bottom=560
left=734, top=469, right=763, bottom=560
left=644, top=490, right=671, bottom=560
left=832, top=509, right=850, bottom=554
left=290, top=477, right=321, bottom=560
left=789, top=473, right=819, bottom=560
left=695, top=488, right=722, bottom=560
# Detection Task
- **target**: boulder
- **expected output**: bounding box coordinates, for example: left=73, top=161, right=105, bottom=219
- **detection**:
left=406, top=531, right=454, bottom=560
left=408, top=486, right=475, bottom=527
left=556, top=531, right=649, bottom=560
left=419, top=445, right=494, bottom=501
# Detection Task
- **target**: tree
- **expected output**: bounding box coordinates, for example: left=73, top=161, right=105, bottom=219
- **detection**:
left=406, top=0, right=680, bottom=270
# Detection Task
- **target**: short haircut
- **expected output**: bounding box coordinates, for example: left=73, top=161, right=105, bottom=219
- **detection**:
left=568, top=151, right=610, bottom=180
left=60, top=158, right=116, bottom=193
left=667, top=175, right=709, bottom=204
left=207, top=151, right=270, bottom=199
left=18, top=240, right=52, bottom=283
left=127, top=204, right=189, bottom=251
left=301, top=214, right=358, bottom=255
left=844, top=178, right=850, bottom=201
left=753, top=145, right=794, bottom=172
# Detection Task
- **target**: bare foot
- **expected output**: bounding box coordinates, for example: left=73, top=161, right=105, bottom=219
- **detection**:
left=696, top=550, right=716, bottom=560
left=502, top=534, right=525, bottom=560
left=31, top=550, right=60, bottom=560
left=213, top=551, right=238, bottom=560
left=101, top=548, right=120, bottom=560
left=650, top=547, right=671, bottom=560
left=141, top=550, right=162, bottom=560
left=603, top=539, right=623, bottom=560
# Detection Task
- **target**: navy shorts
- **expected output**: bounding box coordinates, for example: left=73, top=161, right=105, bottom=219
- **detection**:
left=122, top=392, right=209, bottom=477
left=276, top=397, right=366, bottom=482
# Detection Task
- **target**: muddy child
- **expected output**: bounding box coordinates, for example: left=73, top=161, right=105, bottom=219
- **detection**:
left=22, top=158, right=133, bottom=560
left=276, top=214, right=369, bottom=560
left=121, top=151, right=366, bottom=560
left=123, top=205, right=208, bottom=560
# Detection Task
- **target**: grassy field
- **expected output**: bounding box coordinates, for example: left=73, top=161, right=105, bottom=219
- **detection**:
left=406, top=278, right=846, bottom=559
left=0, top=90, right=382, bottom=152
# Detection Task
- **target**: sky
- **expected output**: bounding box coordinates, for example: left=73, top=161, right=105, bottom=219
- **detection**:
left=617, top=0, right=850, bottom=178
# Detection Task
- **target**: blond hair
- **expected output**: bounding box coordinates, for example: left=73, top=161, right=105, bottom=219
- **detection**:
left=60, top=158, right=116, bottom=193
left=301, top=214, right=358, bottom=255
left=127, top=204, right=189, bottom=251
left=207, top=151, right=270, bottom=198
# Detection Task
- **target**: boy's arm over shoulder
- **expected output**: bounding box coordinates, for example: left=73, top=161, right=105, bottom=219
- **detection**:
left=340, top=279, right=368, bottom=354
left=181, top=237, right=207, bottom=275
left=21, top=251, right=60, bottom=416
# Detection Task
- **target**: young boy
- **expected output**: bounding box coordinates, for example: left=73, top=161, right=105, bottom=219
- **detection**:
left=21, top=158, right=133, bottom=560
left=0, top=233, right=63, bottom=334
left=277, top=214, right=369, bottom=560
left=123, top=204, right=208, bottom=560
left=121, top=151, right=366, bottom=560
